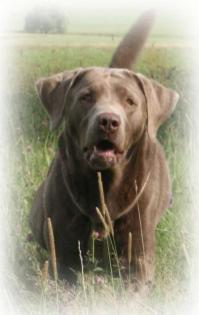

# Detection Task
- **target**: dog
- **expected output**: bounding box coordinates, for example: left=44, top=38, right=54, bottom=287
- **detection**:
left=29, top=11, right=179, bottom=292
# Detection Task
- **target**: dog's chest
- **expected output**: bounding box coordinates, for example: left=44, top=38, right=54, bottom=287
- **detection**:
left=105, top=176, right=137, bottom=219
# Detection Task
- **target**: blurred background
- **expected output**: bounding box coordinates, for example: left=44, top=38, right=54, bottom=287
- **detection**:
left=0, top=1, right=198, bottom=315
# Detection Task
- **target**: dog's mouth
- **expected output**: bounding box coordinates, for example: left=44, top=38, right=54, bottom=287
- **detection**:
left=83, top=139, right=124, bottom=170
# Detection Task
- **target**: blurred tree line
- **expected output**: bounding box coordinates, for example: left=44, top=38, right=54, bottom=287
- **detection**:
left=24, top=6, right=68, bottom=34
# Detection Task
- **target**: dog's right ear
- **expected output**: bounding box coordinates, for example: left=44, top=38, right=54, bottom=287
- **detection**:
left=135, top=73, right=179, bottom=139
left=36, top=69, right=82, bottom=130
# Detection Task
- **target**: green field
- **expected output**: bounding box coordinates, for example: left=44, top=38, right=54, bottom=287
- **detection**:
left=5, top=29, right=194, bottom=314
left=4, top=31, right=193, bottom=48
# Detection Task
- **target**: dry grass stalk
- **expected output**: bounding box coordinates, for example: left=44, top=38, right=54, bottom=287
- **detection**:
left=128, top=232, right=132, bottom=265
left=97, top=171, right=106, bottom=216
left=182, top=243, right=191, bottom=268
left=97, top=172, right=114, bottom=236
left=134, top=180, right=147, bottom=280
left=78, top=240, right=88, bottom=304
left=47, top=217, right=58, bottom=281
left=138, top=257, right=144, bottom=282
left=96, top=207, right=109, bottom=233
left=41, top=260, right=49, bottom=286
left=104, top=204, right=114, bottom=236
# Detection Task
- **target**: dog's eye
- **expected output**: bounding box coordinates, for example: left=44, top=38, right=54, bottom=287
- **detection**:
left=126, top=97, right=135, bottom=106
left=80, top=92, right=93, bottom=103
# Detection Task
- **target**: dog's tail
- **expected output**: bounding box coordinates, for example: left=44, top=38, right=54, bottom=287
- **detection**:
left=109, top=10, right=156, bottom=69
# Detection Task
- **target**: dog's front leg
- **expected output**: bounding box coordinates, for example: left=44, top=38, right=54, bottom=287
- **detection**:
left=115, top=214, right=156, bottom=294
left=130, top=223, right=156, bottom=295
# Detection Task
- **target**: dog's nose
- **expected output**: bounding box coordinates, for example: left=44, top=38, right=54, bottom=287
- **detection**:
left=98, top=113, right=121, bottom=133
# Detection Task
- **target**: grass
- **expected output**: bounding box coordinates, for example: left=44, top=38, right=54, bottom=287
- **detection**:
left=3, top=32, right=195, bottom=315
left=4, top=32, right=193, bottom=48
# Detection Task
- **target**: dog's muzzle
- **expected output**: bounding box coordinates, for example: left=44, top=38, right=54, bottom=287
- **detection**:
left=83, top=112, right=125, bottom=170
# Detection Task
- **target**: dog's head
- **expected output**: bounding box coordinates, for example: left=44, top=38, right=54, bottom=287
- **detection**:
left=36, top=67, right=179, bottom=170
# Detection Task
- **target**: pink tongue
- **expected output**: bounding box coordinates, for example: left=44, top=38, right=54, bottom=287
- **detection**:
left=97, top=150, right=114, bottom=157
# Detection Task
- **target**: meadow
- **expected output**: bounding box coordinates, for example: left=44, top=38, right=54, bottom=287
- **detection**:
left=5, top=30, right=194, bottom=315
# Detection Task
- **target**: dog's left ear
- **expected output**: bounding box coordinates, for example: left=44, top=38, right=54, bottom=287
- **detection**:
left=136, top=73, right=179, bottom=139
left=36, top=69, right=82, bottom=130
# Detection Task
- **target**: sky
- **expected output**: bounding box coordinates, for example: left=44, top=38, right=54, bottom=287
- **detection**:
left=0, top=0, right=198, bottom=32
left=0, top=0, right=197, bottom=14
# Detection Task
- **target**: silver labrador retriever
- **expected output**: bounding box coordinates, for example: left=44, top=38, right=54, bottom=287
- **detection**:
left=29, top=11, right=179, bottom=292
